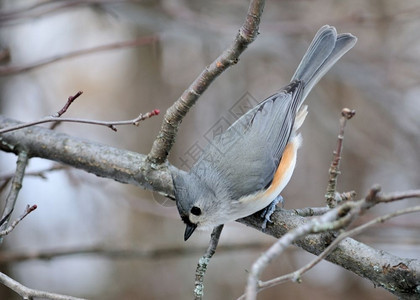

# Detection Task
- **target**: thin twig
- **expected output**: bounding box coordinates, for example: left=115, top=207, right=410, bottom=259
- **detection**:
left=0, top=271, right=86, bottom=300
left=0, top=164, right=66, bottom=182
left=147, top=0, right=266, bottom=164
left=194, top=225, right=224, bottom=300
left=54, top=91, right=83, bottom=117
left=325, top=108, right=356, bottom=208
left=0, top=205, right=37, bottom=237
left=0, top=90, right=160, bottom=134
left=0, top=35, right=157, bottom=76
left=0, top=151, right=29, bottom=244
left=369, top=188, right=420, bottom=204
left=0, top=240, right=271, bottom=264
left=0, top=0, right=134, bottom=25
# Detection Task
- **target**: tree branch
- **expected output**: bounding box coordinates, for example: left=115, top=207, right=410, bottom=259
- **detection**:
left=0, top=110, right=160, bottom=134
left=246, top=202, right=356, bottom=300
left=194, top=225, right=224, bottom=300
left=0, top=164, right=66, bottom=182
left=325, top=108, right=356, bottom=207
left=0, top=271, right=86, bottom=300
left=244, top=188, right=420, bottom=299
left=147, top=0, right=266, bottom=164
left=0, top=0, right=134, bottom=25
left=0, top=205, right=37, bottom=237
left=0, top=91, right=159, bottom=134
left=239, top=202, right=420, bottom=299
left=242, top=205, right=420, bottom=299
left=0, top=116, right=173, bottom=197
left=0, top=151, right=29, bottom=243
left=0, top=35, right=157, bottom=76
left=0, top=241, right=270, bottom=264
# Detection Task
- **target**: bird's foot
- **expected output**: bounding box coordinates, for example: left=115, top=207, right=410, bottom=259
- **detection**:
left=260, top=195, right=284, bottom=230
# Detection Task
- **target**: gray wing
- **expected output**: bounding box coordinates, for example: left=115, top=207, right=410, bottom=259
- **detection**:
left=191, top=82, right=303, bottom=200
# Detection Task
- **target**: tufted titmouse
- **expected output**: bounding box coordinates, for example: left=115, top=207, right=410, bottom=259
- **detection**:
left=172, top=25, right=357, bottom=241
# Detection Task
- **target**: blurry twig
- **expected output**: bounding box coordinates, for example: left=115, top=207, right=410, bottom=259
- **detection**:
left=0, top=238, right=273, bottom=264
left=0, top=48, right=10, bottom=63
left=0, top=35, right=157, bottom=76
left=194, top=225, right=224, bottom=300
left=0, top=271, right=86, bottom=300
left=0, top=205, right=37, bottom=237
left=0, top=151, right=29, bottom=244
left=147, top=0, right=266, bottom=164
left=325, top=108, right=356, bottom=208
left=0, top=91, right=160, bottom=134
left=0, top=0, right=136, bottom=25
left=0, top=164, right=66, bottom=186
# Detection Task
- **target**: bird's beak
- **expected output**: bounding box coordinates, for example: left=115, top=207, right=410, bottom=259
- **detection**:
left=184, top=223, right=197, bottom=241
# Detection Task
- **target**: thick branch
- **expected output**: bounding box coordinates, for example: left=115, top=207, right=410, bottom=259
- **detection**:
left=147, top=0, right=265, bottom=164
left=0, top=116, right=173, bottom=197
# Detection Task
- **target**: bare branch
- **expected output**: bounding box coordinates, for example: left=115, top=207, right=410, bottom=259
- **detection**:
left=0, top=271, right=86, bottom=300
left=0, top=111, right=160, bottom=134
left=0, top=164, right=67, bottom=182
left=245, top=203, right=355, bottom=300
left=13, top=241, right=264, bottom=265
left=256, top=205, right=420, bottom=295
left=366, top=187, right=420, bottom=205
left=0, top=205, right=37, bottom=237
left=147, top=0, right=266, bottom=164
left=194, top=225, right=224, bottom=300
left=242, top=187, right=420, bottom=299
left=0, top=240, right=271, bottom=264
left=0, top=35, right=157, bottom=76
left=0, top=0, right=135, bottom=25
left=325, top=108, right=356, bottom=208
left=0, top=92, right=160, bottom=134
left=54, top=91, right=84, bottom=117
left=0, top=151, right=29, bottom=244
left=0, top=116, right=173, bottom=196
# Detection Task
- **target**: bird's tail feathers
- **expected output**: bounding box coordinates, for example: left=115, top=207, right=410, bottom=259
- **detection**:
left=291, top=25, right=357, bottom=106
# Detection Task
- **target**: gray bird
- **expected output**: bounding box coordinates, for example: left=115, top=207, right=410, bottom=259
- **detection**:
left=172, top=25, right=357, bottom=241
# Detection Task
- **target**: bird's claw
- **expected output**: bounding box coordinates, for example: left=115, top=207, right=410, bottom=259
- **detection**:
left=260, top=195, right=284, bottom=230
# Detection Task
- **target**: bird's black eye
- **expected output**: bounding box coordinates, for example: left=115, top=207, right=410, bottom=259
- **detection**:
left=190, top=206, right=201, bottom=216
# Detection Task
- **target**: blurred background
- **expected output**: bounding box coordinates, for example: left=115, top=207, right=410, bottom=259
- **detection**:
left=0, top=0, right=419, bottom=299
